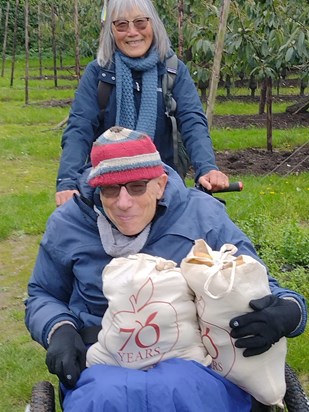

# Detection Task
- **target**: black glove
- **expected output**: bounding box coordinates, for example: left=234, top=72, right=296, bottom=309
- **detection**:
left=229, top=295, right=301, bottom=357
left=46, top=324, right=87, bottom=389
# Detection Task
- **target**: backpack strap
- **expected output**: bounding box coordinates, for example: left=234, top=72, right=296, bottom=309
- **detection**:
left=162, top=53, right=179, bottom=169
left=97, top=80, right=113, bottom=123
left=162, top=53, right=178, bottom=115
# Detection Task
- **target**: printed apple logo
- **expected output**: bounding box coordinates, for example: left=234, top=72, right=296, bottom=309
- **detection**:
left=196, top=296, right=236, bottom=377
left=104, top=277, right=180, bottom=368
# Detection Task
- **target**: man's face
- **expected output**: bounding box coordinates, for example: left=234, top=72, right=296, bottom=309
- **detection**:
left=100, top=175, right=168, bottom=236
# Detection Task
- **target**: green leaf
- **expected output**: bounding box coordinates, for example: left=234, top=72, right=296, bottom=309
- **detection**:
left=297, top=31, right=305, bottom=53
left=235, top=36, right=242, bottom=50
left=285, top=47, right=294, bottom=62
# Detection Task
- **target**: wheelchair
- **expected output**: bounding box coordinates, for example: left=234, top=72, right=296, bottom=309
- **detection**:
left=26, top=183, right=308, bottom=411
left=26, top=362, right=309, bottom=412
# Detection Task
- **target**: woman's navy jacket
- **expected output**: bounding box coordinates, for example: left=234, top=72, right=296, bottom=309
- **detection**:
left=56, top=57, right=218, bottom=191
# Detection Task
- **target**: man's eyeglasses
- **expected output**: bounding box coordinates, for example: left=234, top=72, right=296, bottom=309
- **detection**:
left=100, top=180, right=151, bottom=198
left=112, top=17, right=150, bottom=33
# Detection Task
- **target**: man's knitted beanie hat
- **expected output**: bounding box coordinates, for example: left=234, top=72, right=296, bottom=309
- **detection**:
left=87, top=126, right=164, bottom=187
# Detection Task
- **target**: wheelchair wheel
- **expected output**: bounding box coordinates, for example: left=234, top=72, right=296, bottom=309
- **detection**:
left=29, top=381, right=55, bottom=412
left=283, top=363, right=309, bottom=412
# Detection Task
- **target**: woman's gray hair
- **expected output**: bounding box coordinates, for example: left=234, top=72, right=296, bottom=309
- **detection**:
left=97, top=0, right=171, bottom=66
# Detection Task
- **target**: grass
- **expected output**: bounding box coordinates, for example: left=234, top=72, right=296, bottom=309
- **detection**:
left=215, top=82, right=304, bottom=98
left=0, top=56, right=308, bottom=411
left=213, top=100, right=300, bottom=115
left=0, top=234, right=60, bottom=411
left=212, top=127, right=308, bottom=151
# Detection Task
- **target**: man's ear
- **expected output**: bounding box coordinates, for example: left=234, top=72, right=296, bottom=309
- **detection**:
left=156, top=174, right=168, bottom=199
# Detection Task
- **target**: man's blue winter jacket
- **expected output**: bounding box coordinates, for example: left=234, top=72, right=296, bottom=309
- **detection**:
left=26, top=167, right=307, bottom=348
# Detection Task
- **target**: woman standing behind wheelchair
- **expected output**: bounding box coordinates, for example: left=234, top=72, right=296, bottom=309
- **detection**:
left=55, top=0, right=229, bottom=206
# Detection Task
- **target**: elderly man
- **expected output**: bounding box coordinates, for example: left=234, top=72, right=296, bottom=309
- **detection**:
left=25, top=127, right=307, bottom=412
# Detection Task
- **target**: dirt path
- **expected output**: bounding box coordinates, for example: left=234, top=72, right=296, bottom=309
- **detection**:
left=212, top=111, right=309, bottom=176
left=213, top=111, right=309, bottom=130
left=216, top=144, right=309, bottom=176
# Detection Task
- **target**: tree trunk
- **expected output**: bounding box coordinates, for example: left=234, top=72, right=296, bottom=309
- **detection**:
left=276, top=78, right=280, bottom=97
left=198, top=80, right=209, bottom=103
left=200, top=88, right=207, bottom=102
left=266, top=76, right=272, bottom=152
left=300, top=77, right=306, bottom=97
left=206, top=0, right=231, bottom=129
left=74, top=0, right=81, bottom=81
left=37, top=3, right=43, bottom=78
left=1, top=1, right=10, bottom=77
left=24, top=0, right=29, bottom=104
left=249, top=74, right=257, bottom=97
left=51, top=4, right=58, bottom=88
left=184, top=46, right=192, bottom=64
left=177, top=0, right=184, bottom=59
left=259, top=77, right=267, bottom=114
left=225, top=74, right=231, bottom=98
left=10, top=0, right=19, bottom=87
left=59, top=48, right=63, bottom=69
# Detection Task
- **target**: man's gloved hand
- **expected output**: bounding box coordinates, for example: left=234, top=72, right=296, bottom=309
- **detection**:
left=46, top=324, right=87, bottom=388
left=229, top=295, right=301, bottom=357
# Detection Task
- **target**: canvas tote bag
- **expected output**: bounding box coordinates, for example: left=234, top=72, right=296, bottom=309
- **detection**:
left=180, top=239, right=287, bottom=407
left=86, top=253, right=211, bottom=370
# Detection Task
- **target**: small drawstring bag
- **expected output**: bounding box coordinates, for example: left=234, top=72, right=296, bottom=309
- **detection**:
left=181, top=239, right=287, bottom=407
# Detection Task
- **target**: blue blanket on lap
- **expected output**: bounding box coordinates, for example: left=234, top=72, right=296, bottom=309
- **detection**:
left=62, top=358, right=251, bottom=412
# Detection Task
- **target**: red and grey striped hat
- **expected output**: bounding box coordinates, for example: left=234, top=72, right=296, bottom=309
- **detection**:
left=87, top=126, right=164, bottom=187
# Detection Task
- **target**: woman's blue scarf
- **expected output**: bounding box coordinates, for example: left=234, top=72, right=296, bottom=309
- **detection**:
left=115, top=48, right=159, bottom=139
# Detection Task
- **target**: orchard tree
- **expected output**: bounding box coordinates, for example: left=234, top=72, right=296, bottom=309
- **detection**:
left=2, top=0, right=309, bottom=143
left=153, top=0, right=309, bottom=151
left=224, top=0, right=309, bottom=150
left=154, top=0, right=220, bottom=100
left=206, top=0, right=231, bottom=128
left=225, top=0, right=309, bottom=100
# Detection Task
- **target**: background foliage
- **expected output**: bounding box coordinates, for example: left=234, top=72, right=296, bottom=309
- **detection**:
left=1, top=0, right=309, bottom=89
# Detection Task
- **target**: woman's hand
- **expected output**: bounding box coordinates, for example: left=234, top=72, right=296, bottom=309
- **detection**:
left=56, top=190, right=80, bottom=207
left=198, top=170, right=229, bottom=192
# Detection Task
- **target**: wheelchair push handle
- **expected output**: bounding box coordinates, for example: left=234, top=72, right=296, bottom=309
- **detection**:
left=196, top=181, right=243, bottom=194
left=216, top=181, right=243, bottom=193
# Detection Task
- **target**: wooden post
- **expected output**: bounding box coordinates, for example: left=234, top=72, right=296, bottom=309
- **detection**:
left=74, top=0, right=81, bottom=81
left=259, top=77, right=267, bottom=114
left=38, top=3, right=43, bottom=79
left=51, top=3, right=58, bottom=88
left=1, top=1, right=10, bottom=77
left=206, top=0, right=231, bottom=129
left=24, top=0, right=29, bottom=104
left=177, top=0, right=184, bottom=60
left=10, top=0, right=20, bottom=87
left=266, top=76, right=273, bottom=152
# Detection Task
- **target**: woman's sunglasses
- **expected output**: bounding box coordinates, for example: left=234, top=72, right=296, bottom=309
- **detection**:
left=112, top=17, right=150, bottom=33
